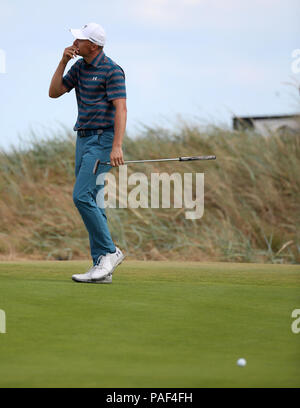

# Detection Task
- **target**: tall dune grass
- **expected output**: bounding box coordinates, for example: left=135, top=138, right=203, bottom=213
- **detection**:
left=0, top=123, right=299, bottom=263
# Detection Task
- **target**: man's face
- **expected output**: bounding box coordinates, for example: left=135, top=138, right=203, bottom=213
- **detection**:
left=73, top=39, right=94, bottom=57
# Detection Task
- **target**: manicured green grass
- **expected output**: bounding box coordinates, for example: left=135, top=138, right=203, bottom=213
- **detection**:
left=0, top=261, right=299, bottom=388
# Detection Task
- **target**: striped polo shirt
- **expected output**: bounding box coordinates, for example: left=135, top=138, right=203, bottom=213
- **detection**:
left=62, top=50, right=126, bottom=130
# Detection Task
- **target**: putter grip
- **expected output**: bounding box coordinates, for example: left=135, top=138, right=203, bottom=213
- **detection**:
left=179, top=155, right=216, bottom=161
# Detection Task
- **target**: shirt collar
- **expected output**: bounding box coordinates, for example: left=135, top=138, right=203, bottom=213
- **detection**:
left=88, top=50, right=105, bottom=68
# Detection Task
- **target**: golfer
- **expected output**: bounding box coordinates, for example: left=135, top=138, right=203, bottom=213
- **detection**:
left=49, top=23, right=126, bottom=284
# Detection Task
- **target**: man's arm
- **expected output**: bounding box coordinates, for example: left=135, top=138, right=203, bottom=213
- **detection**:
left=49, top=45, right=79, bottom=98
left=110, top=98, right=127, bottom=167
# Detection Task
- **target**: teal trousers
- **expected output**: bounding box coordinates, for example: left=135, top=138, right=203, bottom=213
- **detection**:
left=73, top=128, right=116, bottom=265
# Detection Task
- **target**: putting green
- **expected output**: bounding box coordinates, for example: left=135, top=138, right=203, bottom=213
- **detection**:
left=0, top=261, right=299, bottom=388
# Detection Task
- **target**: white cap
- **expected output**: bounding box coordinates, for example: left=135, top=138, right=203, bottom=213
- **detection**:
left=70, top=23, right=106, bottom=46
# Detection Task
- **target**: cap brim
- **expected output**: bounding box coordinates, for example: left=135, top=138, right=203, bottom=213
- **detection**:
left=70, top=28, right=89, bottom=40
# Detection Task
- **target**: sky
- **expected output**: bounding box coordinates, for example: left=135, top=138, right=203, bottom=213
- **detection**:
left=0, top=0, right=299, bottom=152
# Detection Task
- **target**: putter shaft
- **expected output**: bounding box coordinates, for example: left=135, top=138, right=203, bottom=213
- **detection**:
left=93, top=155, right=216, bottom=174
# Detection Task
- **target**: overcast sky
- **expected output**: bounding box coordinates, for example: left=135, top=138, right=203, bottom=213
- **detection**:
left=0, top=0, right=299, bottom=152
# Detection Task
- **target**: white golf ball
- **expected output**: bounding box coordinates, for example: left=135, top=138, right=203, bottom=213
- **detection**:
left=237, top=358, right=247, bottom=367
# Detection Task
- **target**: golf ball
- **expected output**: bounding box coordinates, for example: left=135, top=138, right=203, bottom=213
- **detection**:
left=237, top=358, right=247, bottom=367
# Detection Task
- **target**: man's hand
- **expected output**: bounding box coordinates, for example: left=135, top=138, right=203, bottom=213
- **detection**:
left=110, top=146, right=124, bottom=167
left=62, top=45, right=80, bottom=64
left=49, top=47, right=79, bottom=98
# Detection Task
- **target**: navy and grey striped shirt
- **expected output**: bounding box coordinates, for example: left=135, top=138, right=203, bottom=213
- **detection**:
left=62, top=50, right=126, bottom=130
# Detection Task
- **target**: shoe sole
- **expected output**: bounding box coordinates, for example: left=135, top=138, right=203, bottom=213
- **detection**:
left=72, top=254, right=125, bottom=284
left=71, top=276, right=112, bottom=284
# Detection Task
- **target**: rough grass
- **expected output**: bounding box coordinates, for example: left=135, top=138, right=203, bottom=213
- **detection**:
left=0, top=122, right=299, bottom=263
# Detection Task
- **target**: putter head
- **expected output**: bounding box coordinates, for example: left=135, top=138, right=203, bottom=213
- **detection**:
left=93, top=159, right=100, bottom=175
left=93, top=159, right=112, bottom=174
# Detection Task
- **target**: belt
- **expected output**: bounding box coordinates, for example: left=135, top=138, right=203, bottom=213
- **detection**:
left=77, top=129, right=104, bottom=138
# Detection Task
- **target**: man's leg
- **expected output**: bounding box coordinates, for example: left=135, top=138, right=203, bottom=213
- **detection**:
left=73, top=131, right=116, bottom=265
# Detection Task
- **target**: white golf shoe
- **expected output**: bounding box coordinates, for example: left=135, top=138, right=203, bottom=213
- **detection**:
left=72, top=270, right=112, bottom=284
left=72, top=247, right=125, bottom=283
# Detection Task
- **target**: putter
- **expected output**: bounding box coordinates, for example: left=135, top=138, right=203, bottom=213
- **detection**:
left=93, top=155, right=216, bottom=174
